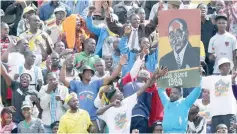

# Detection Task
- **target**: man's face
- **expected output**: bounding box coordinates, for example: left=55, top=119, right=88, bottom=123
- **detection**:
left=219, top=63, right=231, bottom=75
left=202, top=88, right=210, bottom=101
left=130, top=14, right=140, bottom=28
left=52, top=124, right=59, bottom=134
left=25, top=52, right=36, bottom=66
left=55, top=11, right=66, bottom=22
left=20, top=74, right=31, bottom=88
left=86, top=39, right=96, bottom=53
left=69, top=97, right=79, bottom=110
left=1, top=23, right=9, bottom=38
left=22, top=107, right=32, bottom=118
left=94, top=61, right=105, bottom=73
left=18, top=39, right=29, bottom=53
left=153, top=125, right=163, bottom=134
left=66, top=58, right=74, bottom=70
left=168, top=21, right=187, bottom=53
left=188, top=106, right=198, bottom=122
left=198, top=4, right=207, bottom=17
left=54, top=42, right=65, bottom=54
left=170, top=88, right=181, bottom=102
left=25, top=10, right=35, bottom=19
left=217, top=125, right=228, bottom=134
left=103, top=56, right=113, bottom=68
left=51, top=53, right=60, bottom=67
left=216, top=19, right=227, bottom=32
left=139, top=38, right=150, bottom=50
left=137, top=9, right=145, bottom=22
left=29, top=16, right=40, bottom=29
left=110, top=89, right=124, bottom=102
left=47, top=74, right=57, bottom=84
left=216, top=1, right=225, bottom=12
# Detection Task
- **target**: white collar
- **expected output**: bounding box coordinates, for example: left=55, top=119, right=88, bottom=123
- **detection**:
left=132, top=27, right=138, bottom=31
left=173, top=42, right=188, bottom=65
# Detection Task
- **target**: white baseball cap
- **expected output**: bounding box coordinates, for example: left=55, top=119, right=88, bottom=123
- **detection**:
left=54, top=7, right=66, bottom=14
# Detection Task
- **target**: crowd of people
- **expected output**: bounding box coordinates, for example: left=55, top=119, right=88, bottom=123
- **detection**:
left=0, top=0, right=237, bottom=133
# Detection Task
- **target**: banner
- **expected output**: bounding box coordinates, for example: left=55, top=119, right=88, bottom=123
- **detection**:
left=158, top=9, right=201, bottom=88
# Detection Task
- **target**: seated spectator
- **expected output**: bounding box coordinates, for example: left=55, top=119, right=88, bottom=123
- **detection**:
left=187, top=105, right=207, bottom=133
left=74, top=38, right=100, bottom=71
left=39, top=72, right=68, bottom=133
left=96, top=67, right=167, bottom=133
left=195, top=88, right=211, bottom=132
left=1, top=63, right=41, bottom=124
left=1, top=22, right=17, bottom=55
left=59, top=54, right=80, bottom=88
left=92, top=58, right=110, bottom=81
left=216, top=124, right=228, bottom=134
left=158, top=84, right=201, bottom=133
left=17, top=101, right=44, bottom=133
left=58, top=93, right=96, bottom=133
left=42, top=52, right=61, bottom=84
left=113, top=0, right=138, bottom=24
left=86, top=6, right=118, bottom=57
left=10, top=50, right=43, bottom=91
left=50, top=121, right=59, bottom=134
left=150, top=121, right=163, bottom=134
left=208, top=14, right=237, bottom=74
left=39, top=1, right=71, bottom=21
left=0, top=107, right=17, bottom=133
left=63, top=0, right=93, bottom=18
left=62, top=14, right=90, bottom=52
left=46, top=7, right=66, bottom=45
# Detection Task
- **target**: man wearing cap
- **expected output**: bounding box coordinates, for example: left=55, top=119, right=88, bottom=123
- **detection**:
left=58, top=92, right=95, bottom=133
left=202, top=57, right=237, bottom=133
left=159, top=18, right=200, bottom=71
left=1, top=62, right=40, bottom=124
left=208, top=13, right=237, bottom=74
left=60, top=55, right=127, bottom=132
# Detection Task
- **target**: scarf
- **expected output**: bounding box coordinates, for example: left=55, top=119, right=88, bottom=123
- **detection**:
left=50, top=90, right=57, bottom=123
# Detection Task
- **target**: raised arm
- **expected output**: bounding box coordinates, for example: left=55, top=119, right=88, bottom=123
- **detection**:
left=105, top=7, right=123, bottom=34
left=118, top=26, right=132, bottom=54
left=0, top=62, right=13, bottom=86
left=86, top=6, right=102, bottom=36
left=145, top=14, right=158, bottom=37
left=185, top=86, right=202, bottom=108
left=60, top=61, right=70, bottom=88
left=103, top=55, right=127, bottom=85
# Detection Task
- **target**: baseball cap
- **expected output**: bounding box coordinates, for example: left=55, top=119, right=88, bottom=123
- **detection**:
left=54, top=7, right=66, bottom=14
left=79, top=65, right=95, bottom=75
left=217, top=58, right=234, bottom=69
left=215, top=14, right=228, bottom=21
left=21, top=101, right=33, bottom=110
left=23, top=6, right=35, bottom=17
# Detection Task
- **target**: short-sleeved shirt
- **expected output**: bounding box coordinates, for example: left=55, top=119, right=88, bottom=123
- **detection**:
left=18, top=118, right=44, bottom=133
left=74, top=52, right=100, bottom=71
left=208, top=32, right=237, bottom=73
left=58, top=109, right=92, bottom=133
left=10, top=81, right=39, bottom=123
left=69, top=79, right=104, bottom=120
left=98, top=93, right=138, bottom=133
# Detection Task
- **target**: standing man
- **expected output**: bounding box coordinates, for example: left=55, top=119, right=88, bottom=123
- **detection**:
left=159, top=18, right=200, bottom=71
left=58, top=93, right=95, bottom=133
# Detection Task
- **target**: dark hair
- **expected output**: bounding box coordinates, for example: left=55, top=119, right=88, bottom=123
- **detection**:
left=139, top=37, right=148, bottom=44
left=53, top=41, right=64, bottom=48
left=150, top=121, right=162, bottom=133
left=197, top=3, right=207, bottom=9
left=50, top=121, right=59, bottom=129
left=23, top=50, right=34, bottom=57
left=192, top=104, right=200, bottom=113
left=20, top=73, right=32, bottom=81
left=173, top=86, right=183, bottom=95
left=129, top=13, right=139, bottom=20
left=1, top=107, right=12, bottom=117
left=168, top=18, right=188, bottom=32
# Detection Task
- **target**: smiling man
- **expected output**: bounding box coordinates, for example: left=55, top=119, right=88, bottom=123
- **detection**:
left=159, top=18, right=200, bottom=71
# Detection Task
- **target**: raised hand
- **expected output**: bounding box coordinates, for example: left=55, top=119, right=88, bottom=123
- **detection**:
left=119, top=55, right=128, bottom=65
left=157, top=66, right=169, bottom=78
left=88, top=6, right=96, bottom=16
left=124, top=25, right=132, bottom=36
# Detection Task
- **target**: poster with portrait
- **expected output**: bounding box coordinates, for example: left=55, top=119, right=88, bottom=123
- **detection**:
left=158, top=9, right=201, bottom=88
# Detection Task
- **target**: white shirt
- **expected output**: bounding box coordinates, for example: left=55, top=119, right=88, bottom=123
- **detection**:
left=38, top=84, right=69, bottom=126
left=10, top=65, right=44, bottom=91
left=195, top=99, right=211, bottom=122
left=91, top=71, right=110, bottom=81
left=98, top=93, right=137, bottom=133
left=128, top=27, right=140, bottom=51
left=173, top=43, right=188, bottom=67
left=103, top=36, right=117, bottom=57
left=7, top=52, right=25, bottom=67
left=202, top=76, right=237, bottom=117
left=149, top=2, right=168, bottom=20
left=208, top=32, right=237, bottom=74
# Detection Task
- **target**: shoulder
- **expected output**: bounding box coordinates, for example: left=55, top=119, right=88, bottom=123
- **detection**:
left=160, top=51, right=173, bottom=61
left=225, top=32, right=236, bottom=40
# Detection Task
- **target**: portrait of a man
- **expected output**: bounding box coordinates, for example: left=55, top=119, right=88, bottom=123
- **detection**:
left=159, top=18, right=200, bottom=71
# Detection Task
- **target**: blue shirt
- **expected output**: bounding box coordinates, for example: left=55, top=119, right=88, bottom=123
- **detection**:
left=123, top=81, right=152, bottom=119
left=69, top=79, right=104, bottom=120
left=39, top=2, right=72, bottom=21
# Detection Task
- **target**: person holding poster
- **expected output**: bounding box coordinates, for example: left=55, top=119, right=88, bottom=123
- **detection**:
left=202, top=58, right=237, bottom=133
left=159, top=18, right=200, bottom=71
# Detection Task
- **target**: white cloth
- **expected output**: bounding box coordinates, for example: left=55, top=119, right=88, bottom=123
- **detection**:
left=208, top=32, right=237, bottom=74
left=7, top=52, right=25, bottom=67
left=91, top=71, right=110, bottom=81
left=128, top=28, right=140, bottom=51
left=180, top=3, right=198, bottom=9
left=98, top=93, right=137, bottom=133
left=202, top=76, right=237, bottom=117
left=149, top=2, right=168, bottom=20
left=38, top=84, right=69, bottom=126
left=173, top=43, right=188, bottom=66
left=103, top=36, right=117, bottom=57
left=195, top=99, right=211, bottom=122
left=187, top=117, right=206, bottom=133
left=10, top=65, right=44, bottom=91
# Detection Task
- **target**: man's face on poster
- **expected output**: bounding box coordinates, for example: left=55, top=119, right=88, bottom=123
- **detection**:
left=168, top=20, right=188, bottom=54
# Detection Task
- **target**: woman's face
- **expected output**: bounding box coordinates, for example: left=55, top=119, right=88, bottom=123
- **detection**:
left=76, top=17, right=82, bottom=30
left=2, top=113, right=12, bottom=125
left=22, top=107, right=32, bottom=118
